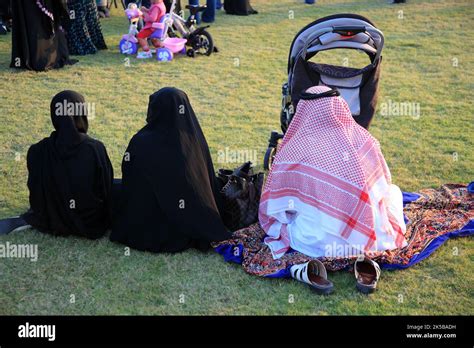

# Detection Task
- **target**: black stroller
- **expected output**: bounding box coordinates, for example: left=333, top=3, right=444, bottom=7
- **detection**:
left=264, top=14, right=385, bottom=170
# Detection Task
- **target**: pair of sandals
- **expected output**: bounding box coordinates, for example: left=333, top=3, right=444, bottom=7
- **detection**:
left=290, top=257, right=381, bottom=295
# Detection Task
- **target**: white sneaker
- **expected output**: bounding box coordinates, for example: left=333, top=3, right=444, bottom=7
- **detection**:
left=137, top=51, right=153, bottom=59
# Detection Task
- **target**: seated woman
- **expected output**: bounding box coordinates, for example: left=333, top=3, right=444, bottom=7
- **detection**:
left=259, top=86, right=407, bottom=291
left=110, top=87, right=231, bottom=253
left=10, top=91, right=114, bottom=239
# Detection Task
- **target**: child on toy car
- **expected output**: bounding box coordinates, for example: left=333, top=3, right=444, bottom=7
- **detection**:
left=137, top=0, right=166, bottom=58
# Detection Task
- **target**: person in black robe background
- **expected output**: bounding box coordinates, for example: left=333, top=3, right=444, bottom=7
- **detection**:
left=110, top=87, right=231, bottom=253
left=224, top=0, right=257, bottom=16
left=21, top=91, right=114, bottom=239
left=64, top=0, right=107, bottom=55
left=10, top=0, right=74, bottom=71
left=0, top=0, right=12, bottom=35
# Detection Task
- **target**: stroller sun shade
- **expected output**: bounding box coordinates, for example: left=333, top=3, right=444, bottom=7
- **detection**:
left=283, top=14, right=385, bottom=130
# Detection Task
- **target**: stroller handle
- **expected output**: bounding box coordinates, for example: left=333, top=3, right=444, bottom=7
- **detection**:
left=299, top=25, right=384, bottom=66
left=332, top=26, right=366, bottom=35
left=365, top=27, right=384, bottom=64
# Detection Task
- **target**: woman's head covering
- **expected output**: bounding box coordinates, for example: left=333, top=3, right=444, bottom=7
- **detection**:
left=110, top=87, right=230, bottom=253
left=260, top=86, right=406, bottom=259
left=50, top=90, right=89, bottom=149
left=146, top=87, right=190, bottom=128
left=145, top=87, right=219, bottom=202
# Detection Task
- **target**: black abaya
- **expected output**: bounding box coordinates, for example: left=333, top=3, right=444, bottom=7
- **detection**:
left=224, top=0, right=257, bottom=16
left=0, top=0, right=11, bottom=21
left=22, top=91, right=114, bottom=239
left=110, top=87, right=231, bottom=253
left=10, top=0, right=74, bottom=71
left=0, top=0, right=11, bottom=34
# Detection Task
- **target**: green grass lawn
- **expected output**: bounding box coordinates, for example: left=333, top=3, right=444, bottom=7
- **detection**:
left=0, top=0, right=473, bottom=315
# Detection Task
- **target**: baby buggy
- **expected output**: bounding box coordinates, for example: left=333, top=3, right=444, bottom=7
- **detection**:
left=263, top=14, right=385, bottom=169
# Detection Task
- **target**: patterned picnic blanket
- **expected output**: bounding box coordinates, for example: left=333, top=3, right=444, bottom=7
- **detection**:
left=213, top=184, right=474, bottom=276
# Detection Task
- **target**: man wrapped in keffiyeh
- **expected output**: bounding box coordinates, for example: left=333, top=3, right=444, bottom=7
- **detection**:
left=259, top=86, right=407, bottom=260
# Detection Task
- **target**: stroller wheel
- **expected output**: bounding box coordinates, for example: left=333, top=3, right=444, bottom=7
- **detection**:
left=186, top=49, right=196, bottom=58
left=264, top=146, right=277, bottom=171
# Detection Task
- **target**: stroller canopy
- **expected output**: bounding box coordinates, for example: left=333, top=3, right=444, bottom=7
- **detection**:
left=288, top=14, right=384, bottom=73
left=285, top=14, right=385, bottom=129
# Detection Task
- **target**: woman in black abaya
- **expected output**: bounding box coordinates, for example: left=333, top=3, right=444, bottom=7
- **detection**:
left=20, top=91, right=114, bottom=239
left=0, top=0, right=12, bottom=35
left=10, top=0, right=74, bottom=71
left=110, top=87, right=231, bottom=253
left=224, top=0, right=257, bottom=16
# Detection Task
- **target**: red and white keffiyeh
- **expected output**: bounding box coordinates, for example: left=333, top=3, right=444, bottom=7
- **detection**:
left=259, top=86, right=407, bottom=260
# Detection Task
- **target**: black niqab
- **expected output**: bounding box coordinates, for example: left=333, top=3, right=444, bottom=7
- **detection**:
left=22, top=91, right=113, bottom=239
left=110, top=87, right=230, bottom=253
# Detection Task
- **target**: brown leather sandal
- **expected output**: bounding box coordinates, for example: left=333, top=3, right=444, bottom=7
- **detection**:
left=354, top=257, right=381, bottom=294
